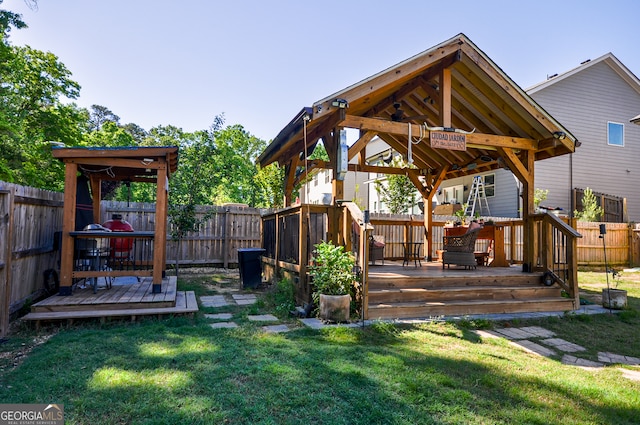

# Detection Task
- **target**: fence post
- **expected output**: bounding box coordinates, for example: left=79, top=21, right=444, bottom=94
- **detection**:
left=223, top=208, right=230, bottom=269
left=0, top=189, right=14, bottom=337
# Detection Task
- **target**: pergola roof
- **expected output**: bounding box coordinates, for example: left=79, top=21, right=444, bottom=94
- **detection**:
left=52, top=146, right=179, bottom=183
left=259, top=33, right=577, bottom=183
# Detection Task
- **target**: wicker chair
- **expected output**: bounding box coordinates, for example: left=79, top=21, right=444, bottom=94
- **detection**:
left=369, top=235, right=385, bottom=265
left=442, top=227, right=481, bottom=269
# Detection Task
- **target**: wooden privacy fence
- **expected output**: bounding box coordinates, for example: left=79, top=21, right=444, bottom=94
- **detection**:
left=100, top=201, right=263, bottom=268
left=0, top=181, right=264, bottom=336
left=0, top=183, right=64, bottom=337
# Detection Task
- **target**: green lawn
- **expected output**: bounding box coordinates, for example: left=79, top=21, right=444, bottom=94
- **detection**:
left=0, top=271, right=638, bottom=425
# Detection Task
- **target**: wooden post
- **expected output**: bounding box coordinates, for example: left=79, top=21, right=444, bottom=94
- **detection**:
left=0, top=189, right=13, bottom=337
left=299, top=207, right=308, bottom=292
left=223, top=208, right=229, bottom=269
left=152, top=162, right=168, bottom=293
left=59, top=162, right=78, bottom=295
left=89, top=175, right=102, bottom=224
left=439, top=67, right=452, bottom=127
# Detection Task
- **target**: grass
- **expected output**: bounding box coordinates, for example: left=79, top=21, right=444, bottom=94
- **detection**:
left=0, top=270, right=638, bottom=424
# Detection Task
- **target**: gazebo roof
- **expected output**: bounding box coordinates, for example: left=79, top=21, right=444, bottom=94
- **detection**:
left=52, top=146, right=179, bottom=182
left=258, top=33, right=577, bottom=181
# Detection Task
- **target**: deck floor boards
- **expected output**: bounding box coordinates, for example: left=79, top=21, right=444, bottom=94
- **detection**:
left=31, top=277, right=177, bottom=313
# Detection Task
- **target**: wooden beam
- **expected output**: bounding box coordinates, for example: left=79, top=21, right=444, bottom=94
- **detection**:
left=439, top=67, right=452, bottom=127
left=89, top=175, right=102, bottom=223
left=153, top=161, right=168, bottom=292
left=497, top=147, right=530, bottom=183
left=459, top=43, right=575, bottom=152
left=59, top=162, right=78, bottom=294
left=64, top=157, right=165, bottom=170
left=340, top=115, right=538, bottom=150
left=348, top=130, right=376, bottom=161
left=313, top=43, right=463, bottom=119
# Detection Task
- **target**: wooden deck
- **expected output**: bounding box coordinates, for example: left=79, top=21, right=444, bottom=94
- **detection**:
left=23, top=276, right=198, bottom=325
left=366, top=261, right=576, bottom=319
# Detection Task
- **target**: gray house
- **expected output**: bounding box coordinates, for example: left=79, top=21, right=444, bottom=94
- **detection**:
left=530, top=53, right=640, bottom=222
left=430, top=53, right=640, bottom=222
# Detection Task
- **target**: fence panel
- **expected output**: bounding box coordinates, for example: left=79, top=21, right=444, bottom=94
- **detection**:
left=575, top=222, right=629, bottom=266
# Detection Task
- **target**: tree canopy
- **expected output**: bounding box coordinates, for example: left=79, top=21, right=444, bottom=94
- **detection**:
left=0, top=3, right=284, bottom=208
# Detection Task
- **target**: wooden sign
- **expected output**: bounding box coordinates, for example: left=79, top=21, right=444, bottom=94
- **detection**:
left=430, top=131, right=467, bottom=151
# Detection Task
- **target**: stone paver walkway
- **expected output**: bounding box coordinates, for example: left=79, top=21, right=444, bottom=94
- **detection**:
left=200, top=295, right=229, bottom=308
left=562, top=355, right=603, bottom=368
left=247, top=314, right=278, bottom=322
left=232, top=294, right=257, bottom=305
left=510, top=340, right=556, bottom=357
left=598, top=352, right=640, bottom=365
left=199, top=291, right=638, bottom=381
left=201, top=293, right=293, bottom=333
left=475, top=325, right=639, bottom=378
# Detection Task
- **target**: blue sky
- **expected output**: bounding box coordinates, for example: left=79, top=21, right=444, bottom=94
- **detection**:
left=5, top=0, right=639, bottom=142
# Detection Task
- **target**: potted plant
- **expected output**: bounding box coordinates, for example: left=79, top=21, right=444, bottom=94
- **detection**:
left=453, top=204, right=468, bottom=226
left=602, top=269, right=627, bottom=309
left=309, top=240, right=355, bottom=322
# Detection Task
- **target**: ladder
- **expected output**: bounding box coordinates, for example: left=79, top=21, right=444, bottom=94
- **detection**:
left=465, top=176, right=491, bottom=218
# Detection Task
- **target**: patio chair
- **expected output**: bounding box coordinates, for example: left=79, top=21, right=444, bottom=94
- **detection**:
left=369, top=235, right=385, bottom=265
left=442, top=227, right=481, bottom=269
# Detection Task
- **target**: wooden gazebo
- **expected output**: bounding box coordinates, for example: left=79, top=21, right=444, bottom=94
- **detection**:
left=258, top=34, right=583, bottom=318
left=52, top=146, right=178, bottom=295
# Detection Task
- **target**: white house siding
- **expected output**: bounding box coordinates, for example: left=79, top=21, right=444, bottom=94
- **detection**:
left=530, top=59, right=640, bottom=221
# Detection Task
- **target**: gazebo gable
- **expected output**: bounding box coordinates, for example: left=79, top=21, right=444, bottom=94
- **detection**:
left=259, top=33, right=577, bottom=203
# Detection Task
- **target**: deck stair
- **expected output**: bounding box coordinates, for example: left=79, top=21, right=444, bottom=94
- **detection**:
left=367, top=270, right=575, bottom=319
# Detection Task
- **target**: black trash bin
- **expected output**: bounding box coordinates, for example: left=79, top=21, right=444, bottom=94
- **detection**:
left=237, top=248, right=265, bottom=289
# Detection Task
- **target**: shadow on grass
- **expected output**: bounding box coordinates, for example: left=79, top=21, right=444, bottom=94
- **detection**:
left=1, top=316, right=639, bottom=424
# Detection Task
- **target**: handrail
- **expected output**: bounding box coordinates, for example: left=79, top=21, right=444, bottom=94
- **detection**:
left=531, top=212, right=581, bottom=307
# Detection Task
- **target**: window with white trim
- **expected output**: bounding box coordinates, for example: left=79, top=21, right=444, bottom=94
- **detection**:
left=483, top=174, right=495, bottom=197
left=607, top=122, right=624, bottom=147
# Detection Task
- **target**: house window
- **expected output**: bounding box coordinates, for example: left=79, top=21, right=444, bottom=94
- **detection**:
left=607, top=122, right=624, bottom=147
left=443, top=185, right=464, bottom=204
left=325, top=170, right=330, bottom=183
left=483, top=174, right=495, bottom=197
left=313, top=174, right=318, bottom=186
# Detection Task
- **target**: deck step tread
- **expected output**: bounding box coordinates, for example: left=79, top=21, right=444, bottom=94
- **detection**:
left=369, top=297, right=572, bottom=308
left=23, top=291, right=198, bottom=321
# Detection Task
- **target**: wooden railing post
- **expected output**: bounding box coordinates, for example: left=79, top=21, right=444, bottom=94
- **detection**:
left=299, top=207, right=308, bottom=290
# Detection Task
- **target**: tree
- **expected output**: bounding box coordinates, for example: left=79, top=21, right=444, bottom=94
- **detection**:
left=574, top=187, right=604, bottom=222
left=254, top=163, right=284, bottom=208
left=374, top=157, right=417, bottom=214
left=207, top=123, right=267, bottom=206
left=0, top=5, right=84, bottom=190
left=88, top=104, right=120, bottom=131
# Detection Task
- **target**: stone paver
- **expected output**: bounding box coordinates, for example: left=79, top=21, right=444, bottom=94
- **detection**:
left=204, top=313, right=233, bottom=320
left=598, top=352, right=640, bottom=365
left=262, top=325, right=291, bottom=333
left=493, top=327, right=537, bottom=340
left=561, top=354, right=604, bottom=368
left=232, top=294, right=257, bottom=305
left=209, top=322, right=238, bottom=329
left=299, top=318, right=363, bottom=329
left=473, top=329, right=502, bottom=339
left=200, top=295, right=229, bottom=308
left=247, top=314, right=279, bottom=322
left=510, top=340, right=556, bottom=357
left=518, top=326, right=556, bottom=338
left=541, top=338, right=586, bottom=353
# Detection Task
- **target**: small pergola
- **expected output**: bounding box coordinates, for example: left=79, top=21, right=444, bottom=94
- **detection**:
left=52, top=146, right=178, bottom=295
left=258, top=33, right=578, bottom=271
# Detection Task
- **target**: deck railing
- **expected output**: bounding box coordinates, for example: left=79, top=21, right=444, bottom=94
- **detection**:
left=531, top=213, right=582, bottom=305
